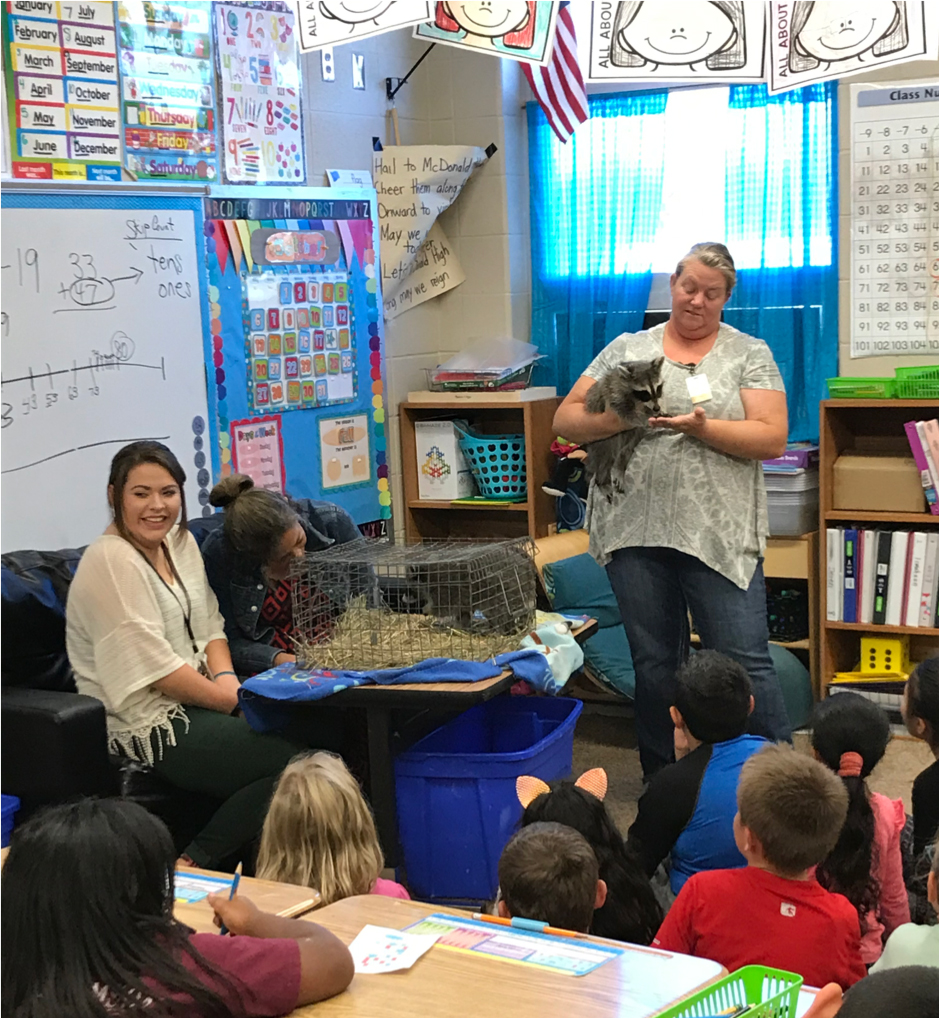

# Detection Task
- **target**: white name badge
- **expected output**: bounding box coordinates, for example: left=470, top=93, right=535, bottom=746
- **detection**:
left=686, top=373, right=712, bottom=404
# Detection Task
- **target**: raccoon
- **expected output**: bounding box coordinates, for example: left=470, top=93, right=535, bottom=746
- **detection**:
left=583, top=357, right=666, bottom=496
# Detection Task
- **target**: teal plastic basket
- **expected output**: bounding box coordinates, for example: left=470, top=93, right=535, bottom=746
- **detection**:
left=454, top=422, right=527, bottom=500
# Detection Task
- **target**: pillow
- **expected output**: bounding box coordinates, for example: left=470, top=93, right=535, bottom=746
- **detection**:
left=542, top=553, right=622, bottom=629
left=582, top=626, right=635, bottom=700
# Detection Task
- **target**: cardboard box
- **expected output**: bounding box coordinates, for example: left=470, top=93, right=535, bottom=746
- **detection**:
left=832, top=452, right=925, bottom=512
left=414, top=421, right=477, bottom=501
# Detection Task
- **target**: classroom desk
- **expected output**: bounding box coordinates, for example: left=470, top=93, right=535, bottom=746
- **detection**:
left=0, top=853, right=319, bottom=934
left=289, top=896, right=724, bottom=1018
left=307, top=618, right=598, bottom=866
left=173, top=867, right=320, bottom=934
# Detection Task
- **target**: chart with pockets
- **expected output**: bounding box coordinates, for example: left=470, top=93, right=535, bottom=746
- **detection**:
left=850, top=83, right=939, bottom=359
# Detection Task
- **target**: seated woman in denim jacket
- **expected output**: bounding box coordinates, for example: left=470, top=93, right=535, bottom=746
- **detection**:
left=201, top=475, right=363, bottom=677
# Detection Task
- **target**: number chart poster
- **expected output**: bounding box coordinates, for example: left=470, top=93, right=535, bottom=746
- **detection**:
left=2, top=1, right=122, bottom=181
left=214, top=2, right=305, bottom=185
left=117, top=1, right=218, bottom=182
left=204, top=189, right=390, bottom=524
left=850, top=83, right=939, bottom=359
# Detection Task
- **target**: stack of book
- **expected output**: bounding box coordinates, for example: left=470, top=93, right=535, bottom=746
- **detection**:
left=904, top=419, right=939, bottom=515
left=826, top=528, right=939, bottom=628
left=763, top=444, right=819, bottom=537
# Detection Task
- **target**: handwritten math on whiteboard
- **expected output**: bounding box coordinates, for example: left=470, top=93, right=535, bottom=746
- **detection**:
left=0, top=205, right=211, bottom=552
left=850, top=83, right=939, bottom=359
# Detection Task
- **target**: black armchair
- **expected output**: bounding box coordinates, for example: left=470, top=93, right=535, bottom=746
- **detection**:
left=1, top=537, right=222, bottom=850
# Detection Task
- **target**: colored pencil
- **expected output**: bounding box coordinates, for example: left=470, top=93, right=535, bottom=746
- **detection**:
left=218, top=862, right=243, bottom=936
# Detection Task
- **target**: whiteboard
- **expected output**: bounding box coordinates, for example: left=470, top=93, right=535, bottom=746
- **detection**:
left=1, top=203, right=211, bottom=551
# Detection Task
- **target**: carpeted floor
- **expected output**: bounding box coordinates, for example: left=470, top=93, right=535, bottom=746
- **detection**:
left=572, top=711, right=935, bottom=834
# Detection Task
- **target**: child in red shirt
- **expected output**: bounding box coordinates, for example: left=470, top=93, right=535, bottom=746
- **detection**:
left=655, top=744, right=867, bottom=990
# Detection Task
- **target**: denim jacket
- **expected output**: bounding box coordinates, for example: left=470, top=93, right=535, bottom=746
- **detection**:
left=200, top=499, right=362, bottom=676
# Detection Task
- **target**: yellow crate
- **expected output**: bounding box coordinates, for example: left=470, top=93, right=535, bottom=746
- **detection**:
left=860, top=636, right=910, bottom=675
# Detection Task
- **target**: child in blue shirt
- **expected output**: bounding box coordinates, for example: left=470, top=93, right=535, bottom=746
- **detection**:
left=628, top=650, right=768, bottom=896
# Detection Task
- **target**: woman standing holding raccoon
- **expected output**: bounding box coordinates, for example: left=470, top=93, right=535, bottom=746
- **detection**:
left=554, top=242, right=791, bottom=778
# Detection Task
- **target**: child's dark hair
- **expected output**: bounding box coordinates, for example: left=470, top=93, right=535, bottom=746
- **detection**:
left=673, top=650, right=752, bottom=744
left=839, top=965, right=939, bottom=1018
left=520, top=782, right=663, bottom=944
left=907, top=655, right=939, bottom=748
left=499, top=822, right=599, bottom=933
left=811, top=692, right=890, bottom=925
left=1, top=798, right=239, bottom=1018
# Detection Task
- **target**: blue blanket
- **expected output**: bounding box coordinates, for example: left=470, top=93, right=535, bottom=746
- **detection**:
left=239, top=649, right=560, bottom=733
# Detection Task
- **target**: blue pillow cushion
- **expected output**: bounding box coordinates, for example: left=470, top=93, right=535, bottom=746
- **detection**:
left=582, top=626, right=636, bottom=699
left=542, top=553, right=634, bottom=699
left=542, top=553, right=623, bottom=629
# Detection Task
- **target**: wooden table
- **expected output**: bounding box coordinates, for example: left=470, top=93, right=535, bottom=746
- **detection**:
left=289, top=896, right=724, bottom=1018
left=175, top=866, right=319, bottom=934
left=0, top=852, right=319, bottom=935
left=310, top=619, right=598, bottom=866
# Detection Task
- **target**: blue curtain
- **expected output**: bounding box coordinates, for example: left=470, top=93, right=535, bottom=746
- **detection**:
left=527, top=81, right=838, bottom=441
left=528, top=91, right=668, bottom=391
left=722, top=82, right=838, bottom=441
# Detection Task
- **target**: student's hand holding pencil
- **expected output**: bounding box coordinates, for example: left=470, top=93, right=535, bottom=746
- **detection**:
left=208, top=893, right=262, bottom=936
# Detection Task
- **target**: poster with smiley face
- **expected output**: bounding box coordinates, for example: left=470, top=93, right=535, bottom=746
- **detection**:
left=587, top=1, right=766, bottom=82
left=414, top=2, right=560, bottom=66
left=768, top=2, right=936, bottom=95
left=293, top=1, right=433, bottom=50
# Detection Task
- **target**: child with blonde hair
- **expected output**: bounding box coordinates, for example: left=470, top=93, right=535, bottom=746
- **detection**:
left=257, top=752, right=409, bottom=905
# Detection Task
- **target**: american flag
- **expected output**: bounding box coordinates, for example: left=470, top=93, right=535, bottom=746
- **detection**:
left=522, top=1, right=589, bottom=144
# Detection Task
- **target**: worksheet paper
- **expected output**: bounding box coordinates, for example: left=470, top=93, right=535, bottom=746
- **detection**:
left=349, top=925, right=439, bottom=974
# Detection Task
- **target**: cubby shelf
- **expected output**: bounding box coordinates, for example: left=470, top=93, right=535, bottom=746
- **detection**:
left=819, top=399, right=939, bottom=692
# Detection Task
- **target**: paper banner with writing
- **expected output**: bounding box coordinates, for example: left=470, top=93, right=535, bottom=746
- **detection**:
left=587, top=1, right=766, bottom=83
left=215, top=2, right=305, bottom=184
left=385, top=221, right=464, bottom=319
left=294, top=1, right=432, bottom=51
left=118, top=1, right=217, bottom=182
left=768, top=1, right=937, bottom=95
left=414, top=2, right=559, bottom=66
left=230, top=415, right=286, bottom=492
left=372, top=144, right=486, bottom=318
left=3, top=0, right=122, bottom=181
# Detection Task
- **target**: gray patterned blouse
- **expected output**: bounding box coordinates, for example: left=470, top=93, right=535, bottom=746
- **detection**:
left=582, top=322, right=785, bottom=590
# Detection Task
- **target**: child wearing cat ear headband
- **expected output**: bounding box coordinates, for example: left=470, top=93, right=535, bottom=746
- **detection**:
left=516, top=768, right=663, bottom=945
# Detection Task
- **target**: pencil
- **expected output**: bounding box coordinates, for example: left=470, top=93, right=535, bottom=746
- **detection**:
left=218, top=862, right=242, bottom=936
left=470, top=913, right=590, bottom=941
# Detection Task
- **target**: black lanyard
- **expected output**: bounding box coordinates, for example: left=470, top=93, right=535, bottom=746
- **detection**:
left=138, top=542, right=199, bottom=658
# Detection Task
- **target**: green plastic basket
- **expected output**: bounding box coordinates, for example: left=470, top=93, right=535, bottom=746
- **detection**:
left=894, top=365, right=939, bottom=379
left=826, top=377, right=895, bottom=398
left=655, top=965, right=803, bottom=1018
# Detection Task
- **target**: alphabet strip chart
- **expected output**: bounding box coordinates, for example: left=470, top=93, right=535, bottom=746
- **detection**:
left=850, top=83, right=939, bottom=359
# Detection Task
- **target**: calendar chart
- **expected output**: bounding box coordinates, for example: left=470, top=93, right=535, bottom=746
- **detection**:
left=850, top=83, right=939, bottom=359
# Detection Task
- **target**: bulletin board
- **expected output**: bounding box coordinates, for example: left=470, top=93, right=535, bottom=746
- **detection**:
left=203, top=186, right=390, bottom=525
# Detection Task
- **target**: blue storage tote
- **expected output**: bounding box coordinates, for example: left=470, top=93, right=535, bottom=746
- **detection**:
left=394, top=696, right=582, bottom=902
left=1, top=795, right=20, bottom=848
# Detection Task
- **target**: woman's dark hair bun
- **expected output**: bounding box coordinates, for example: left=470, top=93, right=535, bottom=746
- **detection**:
left=209, top=473, right=254, bottom=508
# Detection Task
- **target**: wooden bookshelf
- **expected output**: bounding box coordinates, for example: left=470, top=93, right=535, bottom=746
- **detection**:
left=399, top=396, right=560, bottom=542
left=819, top=399, right=939, bottom=692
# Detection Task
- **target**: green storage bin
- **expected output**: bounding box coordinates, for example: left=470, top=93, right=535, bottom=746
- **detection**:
left=892, top=366, right=939, bottom=398
left=655, top=965, right=803, bottom=1018
left=826, top=377, right=895, bottom=398
left=894, top=365, right=939, bottom=379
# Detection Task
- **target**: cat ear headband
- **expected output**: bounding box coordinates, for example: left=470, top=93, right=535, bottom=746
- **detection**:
left=516, top=768, right=608, bottom=809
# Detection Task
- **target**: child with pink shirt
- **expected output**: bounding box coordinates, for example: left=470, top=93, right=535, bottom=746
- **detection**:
left=257, top=752, right=409, bottom=905
left=811, top=693, right=909, bottom=965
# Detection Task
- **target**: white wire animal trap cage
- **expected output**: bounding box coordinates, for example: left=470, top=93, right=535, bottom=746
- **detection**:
left=291, top=537, right=538, bottom=670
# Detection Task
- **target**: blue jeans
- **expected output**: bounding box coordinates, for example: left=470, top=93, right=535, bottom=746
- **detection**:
left=606, top=547, right=792, bottom=778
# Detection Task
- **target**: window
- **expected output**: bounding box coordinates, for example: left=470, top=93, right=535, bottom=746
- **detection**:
left=528, top=81, right=838, bottom=439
